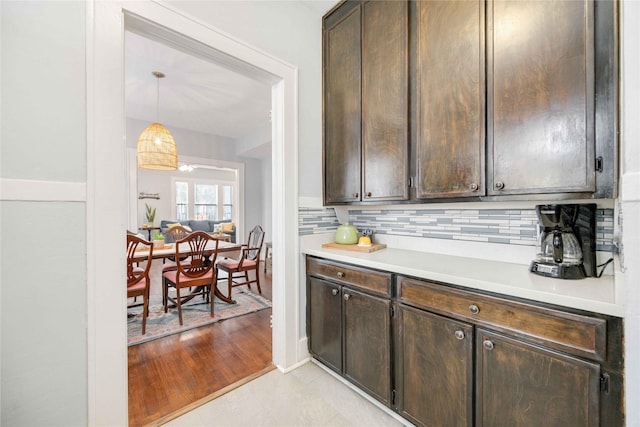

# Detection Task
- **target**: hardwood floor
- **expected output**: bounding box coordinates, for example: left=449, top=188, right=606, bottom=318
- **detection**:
left=128, top=259, right=273, bottom=426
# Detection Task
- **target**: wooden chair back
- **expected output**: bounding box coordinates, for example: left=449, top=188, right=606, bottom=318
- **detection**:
left=175, top=231, right=219, bottom=278
left=244, top=225, right=265, bottom=262
left=126, top=234, right=153, bottom=287
left=163, top=224, right=191, bottom=243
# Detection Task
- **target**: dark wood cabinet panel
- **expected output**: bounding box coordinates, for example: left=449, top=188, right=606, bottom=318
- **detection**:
left=323, top=1, right=409, bottom=205
left=362, top=0, right=409, bottom=201
left=343, top=287, right=392, bottom=405
left=398, top=276, right=607, bottom=361
left=307, top=277, right=342, bottom=373
left=487, top=0, right=595, bottom=195
left=397, top=305, right=474, bottom=427
left=415, top=0, right=485, bottom=199
left=306, top=256, right=392, bottom=298
left=476, top=329, right=600, bottom=427
left=323, top=5, right=362, bottom=204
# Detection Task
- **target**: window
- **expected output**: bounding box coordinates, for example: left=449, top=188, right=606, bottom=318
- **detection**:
left=173, top=178, right=235, bottom=223
left=222, top=185, right=233, bottom=220
left=195, top=183, right=218, bottom=220
left=175, top=181, right=188, bottom=221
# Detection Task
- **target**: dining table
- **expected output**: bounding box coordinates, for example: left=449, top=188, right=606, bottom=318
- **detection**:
left=134, top=238, right=242, bottom=305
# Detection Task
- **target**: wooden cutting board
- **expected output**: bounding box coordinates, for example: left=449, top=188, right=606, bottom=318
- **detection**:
left=322, top=242, right=387, bottom=253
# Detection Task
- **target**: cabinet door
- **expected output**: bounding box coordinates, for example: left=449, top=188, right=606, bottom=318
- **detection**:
left=397, top=305, right=474, bottom=427
left=361, top=0, right=409, bottom=202
left=415, top=0, right=485, bottom=199
left=323, top=4, right=362, bottom=204
left=476, top=329, right=600, bottom=427
left=487, top=0, right=595, bottom=196
left=307, top=277, right=342, bottom=373
left=343, top=287, right=392, bottom=406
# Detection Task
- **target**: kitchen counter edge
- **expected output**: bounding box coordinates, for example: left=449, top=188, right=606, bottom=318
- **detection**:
left=302, top=245, right=623, bottom=318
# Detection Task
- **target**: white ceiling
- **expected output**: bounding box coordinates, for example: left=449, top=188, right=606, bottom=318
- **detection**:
left=124, top=0, right=338, bottom=141
left=125, top=31, right=272, bottom=140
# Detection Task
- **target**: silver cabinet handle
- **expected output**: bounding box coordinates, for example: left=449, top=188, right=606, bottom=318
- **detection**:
left=469, top=183, right=479, bottom=191
left=494, top=181, right=505, bottom=190
left=343, top=293, right=350, bottom=301
left=483, top=340, right=495, bottom=351
left=455, top=330, right=465, bottom=340
left=469, top=305, right=479, bottom=314
left=365, top=192, right=372, bottom=198
left=336, top=272, right=344, bottom=279
left=331, top=288, right=339, bottom=296
left=353, top=193, right=359, bottom=198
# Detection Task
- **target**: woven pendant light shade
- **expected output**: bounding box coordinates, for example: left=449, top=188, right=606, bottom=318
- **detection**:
left=137, top=123, right=178, bottom=170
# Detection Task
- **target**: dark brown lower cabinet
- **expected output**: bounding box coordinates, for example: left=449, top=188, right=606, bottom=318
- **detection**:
left=306, top=262, right=392, bottom=406
left=397, top=304, right=604, bottom=427
left=396, top=305, right=474, bottom=426
left=477, top=329, right=600, bottom=427
left=343, top=287, right=391, bottom=404
left=308, top=277, right=342, bottom=373
left=307, top=258, right=623, bottom=426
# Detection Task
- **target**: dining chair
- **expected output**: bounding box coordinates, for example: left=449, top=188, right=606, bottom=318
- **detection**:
left=162, top=231, right=219, bottom=325
left=161, top=224, right=192, bottom=272
left=127, top=234, right=154, bottom=335
left=216, top=225, right=265, bottom=300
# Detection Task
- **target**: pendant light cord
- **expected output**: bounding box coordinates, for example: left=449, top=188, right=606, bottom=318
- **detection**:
left=152, top=71, right=165, bottom=123
left=156, top=74, right=160, bottom=122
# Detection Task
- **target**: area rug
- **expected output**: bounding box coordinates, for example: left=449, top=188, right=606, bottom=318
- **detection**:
left=128, top=289, right=272, bottom=346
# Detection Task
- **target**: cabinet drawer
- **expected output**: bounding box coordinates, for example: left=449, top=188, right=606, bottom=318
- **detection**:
left=398, top=276, right=606, bottom=361
left=306, top=256, right=392, bottom=297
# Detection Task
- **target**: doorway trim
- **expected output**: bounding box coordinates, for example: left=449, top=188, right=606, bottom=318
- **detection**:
left=89, top=2, right=300, bottom=424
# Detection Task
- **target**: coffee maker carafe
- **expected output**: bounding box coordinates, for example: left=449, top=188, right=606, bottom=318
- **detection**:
left=530, top=204, right=596, bottom=279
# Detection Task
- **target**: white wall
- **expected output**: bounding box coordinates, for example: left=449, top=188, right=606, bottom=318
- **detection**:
left=0, top=1, right=88, bottom=425
left=620, top=1, right=640, bottom=424
left=165, top=0, right=323, bottom=198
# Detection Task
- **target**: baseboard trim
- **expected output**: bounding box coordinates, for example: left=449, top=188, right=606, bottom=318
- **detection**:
left=277, top=356, right=311, bottom=374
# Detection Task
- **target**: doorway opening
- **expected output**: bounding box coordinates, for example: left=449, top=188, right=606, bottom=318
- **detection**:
left=123, top=11, right=278, bottom=425
left=90, top=4, right=301, bottom=422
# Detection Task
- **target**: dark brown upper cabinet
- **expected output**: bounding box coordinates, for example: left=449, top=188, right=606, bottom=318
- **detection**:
left=323, top=1, right=409, bottom=205
left=487, top=0, right=596, bottom=196
left=323, top=0, right=617, bottom=205
left=415, top=0, right=486, bottom=199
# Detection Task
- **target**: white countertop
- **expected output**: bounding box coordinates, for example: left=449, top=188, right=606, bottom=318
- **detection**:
left=301, top=238, right=623, bottom=317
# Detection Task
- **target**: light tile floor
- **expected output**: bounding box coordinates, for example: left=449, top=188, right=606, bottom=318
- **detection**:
left=165, top=362, right=409, bottom=426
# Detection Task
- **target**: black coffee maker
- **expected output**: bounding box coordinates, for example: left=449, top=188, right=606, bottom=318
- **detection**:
left=529, top=204, right=597, bottom=279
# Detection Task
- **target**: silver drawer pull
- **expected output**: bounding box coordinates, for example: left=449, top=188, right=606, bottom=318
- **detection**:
left=331, top=288, right=339, bottom=296
left=454, top=330, right=465, bottom=340
left=469, top=304, right=479, bottom=315
left=336, top=272, right=344, bottom=278
left=343, top=293, right=351, bottom=301
left=483, top=340, right=495, bottom=351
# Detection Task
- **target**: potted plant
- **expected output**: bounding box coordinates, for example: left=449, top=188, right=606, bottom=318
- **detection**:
left=152, top=230, right=164, bottom=248
left=145, top=203, right=156, bottom=226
